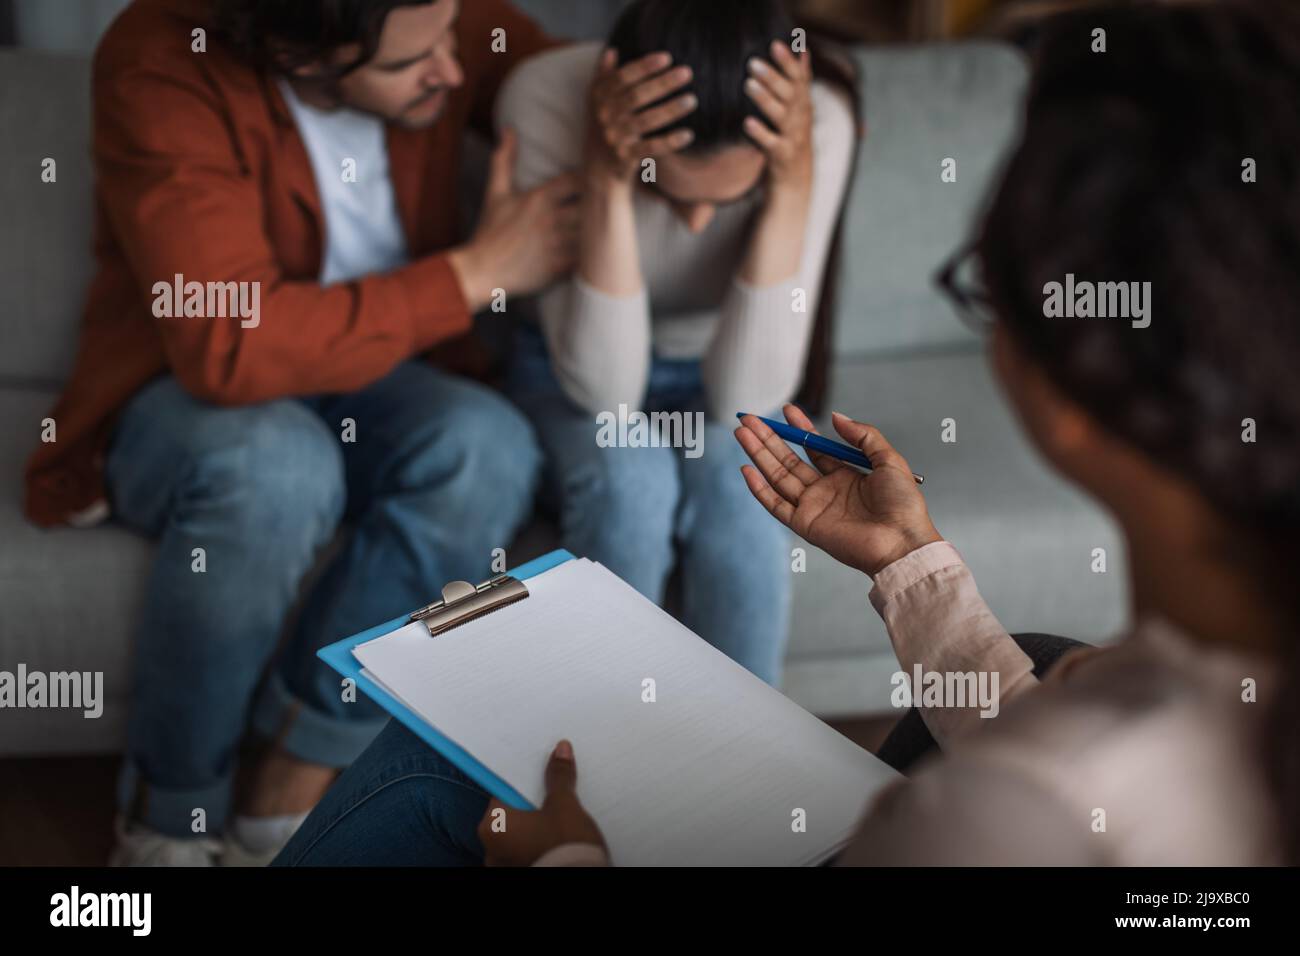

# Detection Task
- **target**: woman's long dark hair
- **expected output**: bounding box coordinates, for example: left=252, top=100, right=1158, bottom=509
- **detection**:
left=976, top=0, right=1300, bottom=860
left=608, top=0, right=861, bottom=412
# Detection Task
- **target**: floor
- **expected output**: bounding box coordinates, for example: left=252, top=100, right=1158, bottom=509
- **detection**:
left=0, top=716, right=898, bottom=866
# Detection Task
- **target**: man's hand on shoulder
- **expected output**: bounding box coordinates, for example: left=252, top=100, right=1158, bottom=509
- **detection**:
left=449, top=128, right=581, bottom=310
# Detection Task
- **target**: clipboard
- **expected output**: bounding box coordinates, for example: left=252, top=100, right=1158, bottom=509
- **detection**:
left=317, top=549, right=575, bottom=811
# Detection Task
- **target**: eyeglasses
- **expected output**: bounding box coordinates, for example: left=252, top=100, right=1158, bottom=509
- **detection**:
left=935, top=242, right=998, bottom=335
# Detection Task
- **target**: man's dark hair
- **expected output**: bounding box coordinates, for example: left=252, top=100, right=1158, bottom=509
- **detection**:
left=213, top=0, right=433, bottom=78
left=975, top=0, right=1300, bottom=861
left=608, top=0, right=797, bottom=155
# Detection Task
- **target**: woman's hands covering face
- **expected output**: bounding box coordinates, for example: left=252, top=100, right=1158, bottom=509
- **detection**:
left=585, top=49, right=698, bottom=186
left=743, top=40, right=815, bottom=196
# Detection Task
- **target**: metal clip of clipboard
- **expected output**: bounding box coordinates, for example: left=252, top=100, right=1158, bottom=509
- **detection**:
left=408, top=574, right=529, bottom=638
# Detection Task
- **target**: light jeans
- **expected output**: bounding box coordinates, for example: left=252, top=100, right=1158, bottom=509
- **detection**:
left=505, top=325, right=792, bottom=684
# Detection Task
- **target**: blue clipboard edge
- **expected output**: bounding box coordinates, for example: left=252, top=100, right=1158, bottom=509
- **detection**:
left=317, top=549, right=576, bottom=811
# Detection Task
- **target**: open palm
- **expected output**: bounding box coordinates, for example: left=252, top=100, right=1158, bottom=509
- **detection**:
left=735, top=407, right=941, bottom=578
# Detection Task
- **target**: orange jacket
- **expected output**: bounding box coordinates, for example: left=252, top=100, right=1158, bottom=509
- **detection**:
left=24, top=0, right=555, bottom=527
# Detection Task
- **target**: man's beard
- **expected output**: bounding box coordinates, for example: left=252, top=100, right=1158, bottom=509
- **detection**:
left=396, top=86, right=449, bottom=129
left=288, top=77, right=450, bottom=129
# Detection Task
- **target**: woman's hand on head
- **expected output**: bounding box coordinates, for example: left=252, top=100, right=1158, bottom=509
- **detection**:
left=585, top=48, right=698, bottom=188
left=744, top=41, right=815, bottom=198
left=477, top=740, right=607, bottom=866
left=735, top=406, right=943, bottom=578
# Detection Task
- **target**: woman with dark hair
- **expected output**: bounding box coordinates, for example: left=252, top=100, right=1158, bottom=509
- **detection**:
left=278, top=0, right=1294, bottom=866
left=495, top=0, right=860, bottom=685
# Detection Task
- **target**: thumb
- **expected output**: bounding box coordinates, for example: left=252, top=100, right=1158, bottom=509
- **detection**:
left=830, top=412, right=906, bottom=472
left=487, top=127, right=518, bottom=201
left=544, top=739, right=577, bottom=797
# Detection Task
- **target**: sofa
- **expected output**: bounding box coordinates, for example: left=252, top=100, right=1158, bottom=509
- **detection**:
left=0, top=22, right=1126, bottom=756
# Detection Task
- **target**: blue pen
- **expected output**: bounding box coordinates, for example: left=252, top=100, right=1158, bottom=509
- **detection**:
left=737, top=413, right=925, bottom=485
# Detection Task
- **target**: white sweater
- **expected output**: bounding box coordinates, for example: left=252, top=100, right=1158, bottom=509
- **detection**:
left=495, top=43, right=858, bottom=420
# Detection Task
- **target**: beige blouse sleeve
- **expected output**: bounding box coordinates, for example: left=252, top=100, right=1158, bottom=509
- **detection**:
left=870, top=541, right=1039, bottom=747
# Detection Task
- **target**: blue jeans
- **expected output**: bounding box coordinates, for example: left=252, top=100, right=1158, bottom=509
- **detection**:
left=504, top=326, right=792, bottom=684
left=105, top=362, right=540, bottom=838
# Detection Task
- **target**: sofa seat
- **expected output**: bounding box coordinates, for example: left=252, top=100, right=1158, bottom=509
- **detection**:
left=1, top=388, right=149, bottom=754
left=0, top=342, right=1126, bottom=751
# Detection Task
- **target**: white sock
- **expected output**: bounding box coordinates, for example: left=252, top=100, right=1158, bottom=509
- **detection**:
left=230, top=812, right=309, bottom=854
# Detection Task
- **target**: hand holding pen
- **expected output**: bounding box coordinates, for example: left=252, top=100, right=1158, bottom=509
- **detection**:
left=734, top=405, right=944, bottom=579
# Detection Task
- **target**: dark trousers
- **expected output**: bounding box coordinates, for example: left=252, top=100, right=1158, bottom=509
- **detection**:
left=876, top=633, right=1086, bottom=773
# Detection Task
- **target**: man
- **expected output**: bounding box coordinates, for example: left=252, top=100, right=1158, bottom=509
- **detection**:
left=23, top=0, right=573, bottom=865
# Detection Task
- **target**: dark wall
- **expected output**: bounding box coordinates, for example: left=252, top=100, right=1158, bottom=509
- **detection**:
left=0, top=1, right=16, bottom=46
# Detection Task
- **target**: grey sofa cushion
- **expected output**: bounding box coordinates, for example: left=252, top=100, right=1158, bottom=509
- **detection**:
left=13, top=0, right=132, bottom=52
left=833, top=43, right=1028, bottom=358
left=512, top=0, right=629, bottom=40
left=0, top=52, right=95, bottom=387
left=0, top=39, right=1030, bottom=381
left=0, top=388, right=149, bottom=754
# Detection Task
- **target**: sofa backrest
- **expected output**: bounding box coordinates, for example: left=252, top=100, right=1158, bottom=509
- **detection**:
left=512, top=0, right=627, bottom=41
left=0, top=51, right=94, bottom=387
left=834, top=43, right=1028, bottom=359
left=0, top=40, right=1028, bottom=387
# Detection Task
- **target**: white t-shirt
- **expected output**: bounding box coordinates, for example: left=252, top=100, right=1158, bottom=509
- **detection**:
left=279, top=80, right=409, bottom=285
